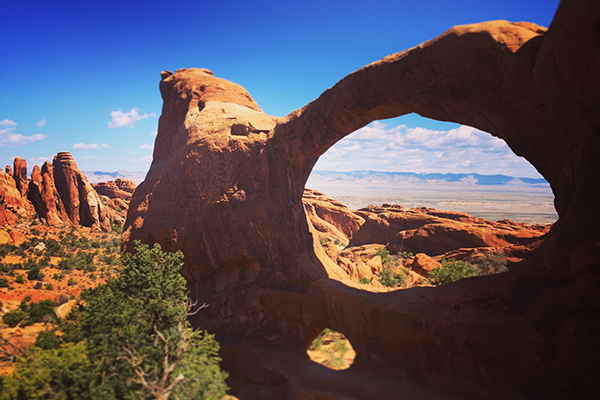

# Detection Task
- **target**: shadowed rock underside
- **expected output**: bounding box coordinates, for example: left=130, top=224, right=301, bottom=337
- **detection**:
left=124, top=1, right=600, bottom=398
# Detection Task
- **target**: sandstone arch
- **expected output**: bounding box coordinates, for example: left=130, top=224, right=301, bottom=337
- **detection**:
left=124, top=1, right=600, bottom=398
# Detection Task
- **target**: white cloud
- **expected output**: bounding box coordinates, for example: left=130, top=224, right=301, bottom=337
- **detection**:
left=0, top=120, right=47, bottom=146
left=73, top=143, right=111, bottom=150
left=29, top=157, right=51, bottom=165
left=35, top=119, right=47, bottom=128
left=313, top=121, right=543, bottom=178
left=150, top=130, right=157, bottom=136
left=139, top=143, right=153, bottom=150
left=0, top=120, right=17, bottom=127
left=108, top=108, right=157, bottom=128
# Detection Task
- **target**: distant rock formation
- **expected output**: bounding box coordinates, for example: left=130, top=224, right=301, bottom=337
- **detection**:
left=124, top=1, right=600, bottom=398
left=92, top=178, right=136, bottom=201
left=0, top=152, right=111, bottom=232
left=93, top=179, right=136, bottom=225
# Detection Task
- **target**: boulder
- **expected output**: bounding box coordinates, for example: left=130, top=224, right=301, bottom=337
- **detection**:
left=0, top=230, right=11, bottom=245
left=9, top=230, right=26, bottom=246
left=410, top=253, right=441, bottom=277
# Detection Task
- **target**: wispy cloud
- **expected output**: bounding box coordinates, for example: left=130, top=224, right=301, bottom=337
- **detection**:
left=30, top=156, right=51, bottom=165
left=0, top=120, right=18, bottom=128
left=73, top=143, right=111, bottom=150
left=150, top=130, right=157, bottom=136
left=314, top=121, right=542, bottom=178
left=108, top=108, right=156, bottom=129
left=0, top=120, right=47, bottom=146
left=139, top=143, right=153, bottom=150
left=35, top=119, right=47, bottom=128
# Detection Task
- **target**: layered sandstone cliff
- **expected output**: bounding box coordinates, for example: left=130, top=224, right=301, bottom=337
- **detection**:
left=0, top=153, right=111, bottom=232
left=124, top=1, right=600, bottom=398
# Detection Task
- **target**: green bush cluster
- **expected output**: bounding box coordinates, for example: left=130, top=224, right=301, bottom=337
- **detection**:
left=428, top=257, right=476, bottom=285
left=1, top=242, right=228, bottom=400
left=379, top=266, right=408, bottom=288
left=1, top=299, right=56, bottom=327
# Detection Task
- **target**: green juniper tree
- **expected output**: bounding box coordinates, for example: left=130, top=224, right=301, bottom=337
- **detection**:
left=2, top=241, right=227, bottom=400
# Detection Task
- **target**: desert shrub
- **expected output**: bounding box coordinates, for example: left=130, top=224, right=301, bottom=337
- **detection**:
left=428, top=257, right=476, bottom=285
left=34, top=330, right=61, bottom=350
left=91, top=240, right=101, bottom=249
left=44, top=239, right=64, bottom=257
left=110, top=221, right=123, bottom=234
left=359, top=278, right=370, bottom=284
left=76, top=236, right=90, bottom=249
left=2, top=310, right=26, bottom=327
left=0, top=278, right=9, bottom=288
left=27, top=267, right=43, bottom=281
left=59, top=255, right=74, bottom=270
left=45, top=283, right=54, bottom=290
left=471, top=250, right=508, bottom=276
left=56, top=294, right=69, bottom=306
left=309, top=328, right=330, bottom=351
left=29, top=300, right=55, bottom=323
left=379, top=267, right=407, bottom=288
left=15, top=275, right=24, bottom=284
left=33, top=282, right=42, bottom=290
left=397, top=251, right=414, bottom=259
left=30, top=228, right=41, bottom=236
left=375, top=247, right=391, bottom=264
left=102, top=253, right=118, bottom=266
left=0, top=244, right=16, bottom=260
left=67, top=278, right=75, bottom=286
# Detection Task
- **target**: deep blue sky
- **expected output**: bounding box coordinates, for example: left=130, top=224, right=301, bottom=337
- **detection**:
left=0, top=0, right=560, bottom=177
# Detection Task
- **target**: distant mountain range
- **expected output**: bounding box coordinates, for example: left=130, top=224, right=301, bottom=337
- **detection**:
left=308, top=170, right=549, bottom=187
left=82, top=169, right=550, bottom=189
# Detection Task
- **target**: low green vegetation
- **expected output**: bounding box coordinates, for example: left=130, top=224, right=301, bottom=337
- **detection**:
left=375, top=247, right=412, bottom=288
left=428, top=252, right=509, bottom=286
left=1, top=242, right=228, bottom=400
left=379, top=266, right=408, bottom=288
left=1, top=299, right=56, bottom=327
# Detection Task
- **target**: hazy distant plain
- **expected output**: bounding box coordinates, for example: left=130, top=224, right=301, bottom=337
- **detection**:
left=306, top=171, right=557, bottom=225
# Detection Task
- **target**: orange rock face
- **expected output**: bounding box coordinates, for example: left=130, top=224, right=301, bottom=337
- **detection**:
left=52, top=152, right=111, bottom=232
left=93, top=179, right=136, bottom=201
left=124, top=1, right=600, bottom=398
left=0, top=154, right=110, bottom=232
left=12, top=157, right=28, bottom=199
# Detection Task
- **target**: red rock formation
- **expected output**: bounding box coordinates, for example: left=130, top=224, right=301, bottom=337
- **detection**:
left=0, top=170, right=31, bottom=225
left=92, top=179, right=136, bottom=201
left=27, top=165, right=44, bottom=220
left=124, top=1, right=600, bottom=398
left=4, top=166, right=11, bottom=175
left=12, top=157, right=28, bottom=199
left=39, top=161, right=70, bottom=227
left=52, top=152, right=110, bottom=232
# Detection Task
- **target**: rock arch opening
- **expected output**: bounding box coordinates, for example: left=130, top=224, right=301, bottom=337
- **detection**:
left=306, top=328, right=356, bottom=370
left=304, top=115, right=555, bottom=289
